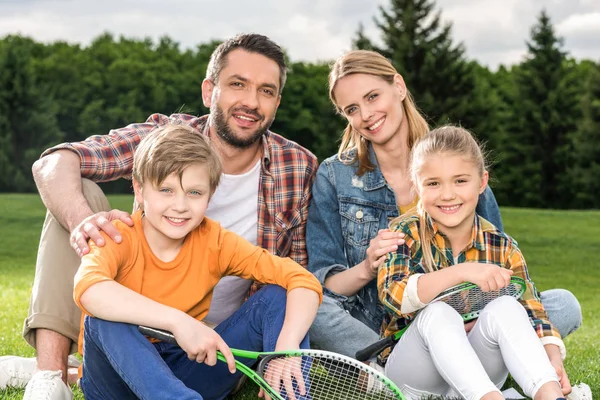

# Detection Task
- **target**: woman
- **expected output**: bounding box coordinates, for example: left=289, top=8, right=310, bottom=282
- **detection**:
left=306, top=50, right=581, bottom=359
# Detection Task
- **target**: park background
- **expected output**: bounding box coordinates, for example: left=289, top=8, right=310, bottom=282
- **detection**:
left=0, top=0, right=599, bottom=398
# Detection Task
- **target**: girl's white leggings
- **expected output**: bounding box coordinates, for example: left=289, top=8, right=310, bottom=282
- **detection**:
left=385, top=296, right=559, bottom=400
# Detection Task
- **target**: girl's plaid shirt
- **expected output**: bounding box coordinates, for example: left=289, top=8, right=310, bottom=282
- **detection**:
left=42, top=113, right=318, bottom=293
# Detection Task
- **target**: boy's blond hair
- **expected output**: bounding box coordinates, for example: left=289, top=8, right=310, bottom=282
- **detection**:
left=132, top=124, right=222, bottom=193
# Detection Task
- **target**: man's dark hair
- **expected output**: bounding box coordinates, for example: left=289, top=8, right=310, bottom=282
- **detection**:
left=206, top=33, right=287, bottom=94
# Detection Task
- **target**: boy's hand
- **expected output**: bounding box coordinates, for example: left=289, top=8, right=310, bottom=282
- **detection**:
left=171, top=316, right=236, bottom=374
left=258, top=338, right=306, bottom=400
left=459, top=263, right=513, bottom=292
left=260, top=356, right=305, bottom=400
left=70, top=209, right=133, bottom=257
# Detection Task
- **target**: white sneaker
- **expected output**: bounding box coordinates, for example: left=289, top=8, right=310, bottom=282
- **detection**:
left=568, top=383, right=592, bottom=400
left=23, top=370, right=73, bottom=400
left=0, top=356, right=36, bottom=389
left=0, top=355, right=81, bottom=389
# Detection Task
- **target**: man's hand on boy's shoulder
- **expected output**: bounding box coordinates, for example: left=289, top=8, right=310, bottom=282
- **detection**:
left=70, top=209, right=134, bottom=257
left=171, top=315, right=236, bottom=374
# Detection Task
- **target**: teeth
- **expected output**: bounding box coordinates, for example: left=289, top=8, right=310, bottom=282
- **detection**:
left=166, top=217, right=186, bottom=223
left=440, top=205, right=460, bottom=211
left=368, top=118, right=384, bottom=131
left=236, top=115, right=256, bottom=121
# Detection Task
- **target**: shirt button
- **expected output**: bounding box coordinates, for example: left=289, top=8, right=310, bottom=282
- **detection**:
left=281, top=223, right=287, bottom=228
left=356, top=210, right=364, bottom=219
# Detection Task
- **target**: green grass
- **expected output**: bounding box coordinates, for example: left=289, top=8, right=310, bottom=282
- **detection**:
left=0, top=194, right=598, bottom=399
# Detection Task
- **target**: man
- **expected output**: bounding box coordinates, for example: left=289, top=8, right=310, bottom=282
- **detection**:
left=0, top=33, right=317, bottom=399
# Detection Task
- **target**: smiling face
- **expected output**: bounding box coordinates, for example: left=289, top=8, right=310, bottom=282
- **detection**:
left=415, top=153, right=488, bottom=237
left=333, top=73, right=407, bottom=147
left=134, top=163, right=212, bottom=250
left=202, top=49, right=282, bottom=149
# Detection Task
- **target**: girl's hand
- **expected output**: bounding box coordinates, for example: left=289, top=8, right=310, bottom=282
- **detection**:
left=458, top=263, right=513, bottom=292
left=545, top=344, right=572, bottom=395
left=171, top=315, right=236, bottom=374
left=362, top=229, right=405, bottom=278
left=464, top=320, right=477, bottom=333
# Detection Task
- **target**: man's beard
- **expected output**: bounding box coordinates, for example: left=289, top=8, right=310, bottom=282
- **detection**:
left=211, top=104, right=273, bottom=149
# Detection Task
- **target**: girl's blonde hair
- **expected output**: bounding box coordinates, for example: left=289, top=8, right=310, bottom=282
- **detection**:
left=329, top=50, right=429, bottom=176
left=410, top=125, right=487, bottom=272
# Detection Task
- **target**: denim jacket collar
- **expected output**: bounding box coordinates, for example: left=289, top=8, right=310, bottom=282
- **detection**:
left=362, top=145, right=388, bottom=192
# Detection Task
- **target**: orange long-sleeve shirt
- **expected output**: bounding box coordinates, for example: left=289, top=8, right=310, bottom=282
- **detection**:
left=74, top=211, right=322, bottom=356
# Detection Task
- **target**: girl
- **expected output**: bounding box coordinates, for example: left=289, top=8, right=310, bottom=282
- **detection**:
left=306, top=49, right=581, bottom=359
left=379, top=126, right=569, bottom=400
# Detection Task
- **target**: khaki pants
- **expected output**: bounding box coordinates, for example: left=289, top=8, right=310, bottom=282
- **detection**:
left=22, top=179, right=111, bottom=354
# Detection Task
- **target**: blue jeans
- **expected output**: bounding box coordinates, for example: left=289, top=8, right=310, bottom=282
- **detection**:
left=80, top=285, right=309, bottom=400
left=310, top=288, right=582, bottom=358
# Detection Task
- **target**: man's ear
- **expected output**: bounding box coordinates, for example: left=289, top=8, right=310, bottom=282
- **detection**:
left=201, top=79, right=215, bottom=108
left=479, top=171, right=489, bottom=194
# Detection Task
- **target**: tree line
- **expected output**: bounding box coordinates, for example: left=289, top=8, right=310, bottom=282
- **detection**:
left=0, top=0, right=599, bottom=209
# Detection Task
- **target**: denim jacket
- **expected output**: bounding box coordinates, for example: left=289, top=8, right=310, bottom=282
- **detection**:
left=306, top=145, right=503, bottom=332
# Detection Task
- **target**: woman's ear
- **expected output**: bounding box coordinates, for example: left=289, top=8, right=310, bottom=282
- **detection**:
left=479, top=171, right=489, bottom=194
left=393, top=74, right=407, bottom=101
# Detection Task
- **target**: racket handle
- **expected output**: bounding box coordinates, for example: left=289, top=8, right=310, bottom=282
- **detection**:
left=356, top=335, right=395, bottom=361
left=138, top=326, right=177, bottom=344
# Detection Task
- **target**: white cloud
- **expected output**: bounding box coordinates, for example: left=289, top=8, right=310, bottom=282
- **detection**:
left=0, top=0, right=597, bottom=68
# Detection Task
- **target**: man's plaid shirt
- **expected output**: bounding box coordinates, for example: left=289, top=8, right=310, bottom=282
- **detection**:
left=43, top=114, right=318, bottom=290
left=377, top=212, right=562, bottom=361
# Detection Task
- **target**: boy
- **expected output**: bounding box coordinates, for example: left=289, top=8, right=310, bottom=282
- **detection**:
left=73, top=124, right=322, bottom=399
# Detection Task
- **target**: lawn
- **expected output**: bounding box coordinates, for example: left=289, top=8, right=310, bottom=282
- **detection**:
left=0, top=194, right=598, bottom=399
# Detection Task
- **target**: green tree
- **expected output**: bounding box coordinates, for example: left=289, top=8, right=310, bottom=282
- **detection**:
left=0, top=36, right=64, bottom=192
left=569, top=63, right=600, bottom=208
left=354, top=0, right=495, bottom=142
left=272, top=61, right=345, bottom=161
left=495, top=11, right=579, bottom=208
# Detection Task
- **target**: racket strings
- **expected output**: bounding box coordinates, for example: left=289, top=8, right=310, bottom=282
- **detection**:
left=261, top=355, right=400, bottom=399
left=439, top=282, right=523, bottom=317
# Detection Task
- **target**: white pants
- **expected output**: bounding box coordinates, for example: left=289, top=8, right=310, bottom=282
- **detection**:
left=385, top=296, right=559, bottom=400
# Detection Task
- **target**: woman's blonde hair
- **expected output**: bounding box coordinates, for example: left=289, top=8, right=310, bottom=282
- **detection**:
left=329, top=50, right=429, bottom=176
left=410, top=125, right=487, bottom=272
left=133, top=124, right=222, bottom=193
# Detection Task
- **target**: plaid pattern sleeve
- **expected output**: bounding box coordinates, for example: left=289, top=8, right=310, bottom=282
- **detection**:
left=378, top=214, right=424, bottom=338
left=40, top=114, right=208, bottom=182
left=505, top=241, right=562, bottom=340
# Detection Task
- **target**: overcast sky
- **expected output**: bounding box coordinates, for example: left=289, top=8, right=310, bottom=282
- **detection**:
left=1, top=0, right=598, bottom=69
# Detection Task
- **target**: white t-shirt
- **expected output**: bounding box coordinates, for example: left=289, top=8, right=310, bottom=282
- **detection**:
left=203, top=159, right=261, bottom=326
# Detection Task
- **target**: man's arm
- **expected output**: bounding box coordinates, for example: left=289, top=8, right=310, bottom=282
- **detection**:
left=32, top=149, right=133, bottom=256
left=31, top=113, right=201, bottom=254
left=32, top=150, right=92, bottom=232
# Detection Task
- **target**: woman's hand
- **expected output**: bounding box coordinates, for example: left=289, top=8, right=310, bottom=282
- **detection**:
left=458, top=262, right=513, bottom=292
left=362, top=229, right=405, bottom=279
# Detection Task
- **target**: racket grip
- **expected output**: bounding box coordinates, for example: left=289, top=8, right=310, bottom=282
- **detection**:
left=356, top=336, right=395, bottom=361
left=138, top=326, right=178, bottom=345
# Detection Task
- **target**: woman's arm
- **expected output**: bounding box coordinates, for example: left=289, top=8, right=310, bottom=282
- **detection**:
left=307, top=163, right=402, bottom=296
